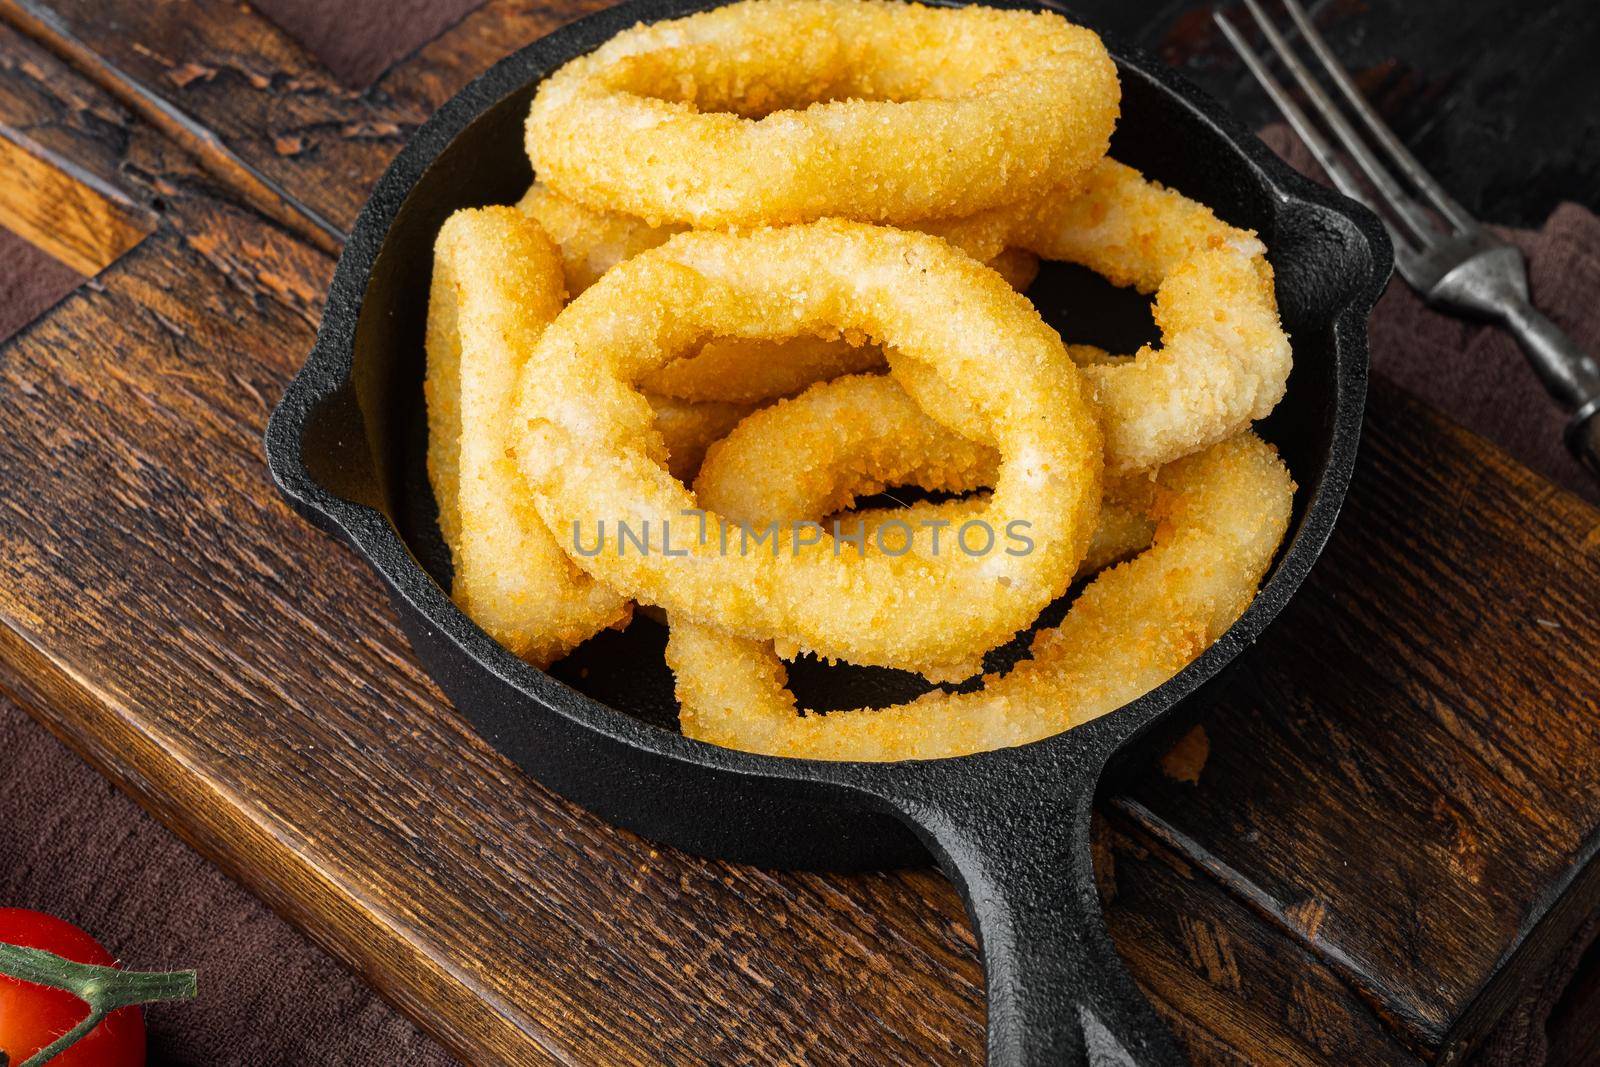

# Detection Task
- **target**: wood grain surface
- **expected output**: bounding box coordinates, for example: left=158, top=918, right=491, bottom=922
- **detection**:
left=0, top=1, right=1597, bottom=1065
left=0, top=129, right=151, bottom=275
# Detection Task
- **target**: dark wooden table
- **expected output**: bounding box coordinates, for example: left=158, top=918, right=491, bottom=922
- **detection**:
left=0, top=1, right=1597, bottom=1064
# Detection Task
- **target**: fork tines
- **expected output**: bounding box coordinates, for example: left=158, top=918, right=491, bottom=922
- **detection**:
left=1214, top=0, right=1477, bottom=255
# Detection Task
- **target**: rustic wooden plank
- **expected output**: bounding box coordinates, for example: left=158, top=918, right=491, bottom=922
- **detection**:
left=1112, top=383, right=1600, bottom=1061
left=1094, top=810, right=1420, bottom=1067
left=0, top=29, right=1002, bottom=1066
left=0, top=128, right=152, bottom=273
left=0, top=22, right=154, bottom=275
left=12, top=0, right=1598, bottom=243
left=0, top=0, right=344, bottom=254
left=5, top=198, right=1597, bottom=1065
left=0, top=225, right=1003, bottom=1066
left=0, top=0, right=610, bottom=236
left=0, top=20, right=147, bottom=204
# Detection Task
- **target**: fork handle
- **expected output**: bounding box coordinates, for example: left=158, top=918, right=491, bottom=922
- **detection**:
left=1499, top=298, right=1600, bottom=479
left=1567, top=402, right=1600, bottom=484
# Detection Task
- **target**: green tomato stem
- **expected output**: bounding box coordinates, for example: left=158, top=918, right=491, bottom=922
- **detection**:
left=0, top=942, right=196, bottom=1067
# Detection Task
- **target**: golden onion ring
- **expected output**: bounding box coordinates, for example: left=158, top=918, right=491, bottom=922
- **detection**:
left=519, top=159, right=1286, bottom=462
left=644, top=335, right=886, bottom=407
left=518, top=183, right=1040, bottom=405
left=648, top=393, right=755, bottom=483
left=689, top=375, right=1152, bottom=667
left=519, top=181, right=1037, bottom=299
left=668, top=431, right=1292, bottom=760
left=918, top=157, right=1292, bottom=472
left=525, top=0, right=1118, bottom=228
left=986, top=246, right=1043, bottom=293
left=515, top=181, right=677, bottom=295
left=424, top=207, right=631, bottom=665
left=641, top=249, right=1036, bottom=405
left=691, top=373, right=1155, bottom=622
left=692, top=374, right=997, bottom=531
left=514, top=221, right=1103, bottom=678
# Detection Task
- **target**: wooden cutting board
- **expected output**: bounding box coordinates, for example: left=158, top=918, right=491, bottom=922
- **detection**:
left=0, top=1, right=1597, bottom=1064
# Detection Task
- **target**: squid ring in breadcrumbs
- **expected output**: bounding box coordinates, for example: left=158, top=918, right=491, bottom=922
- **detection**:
left=669, top=429, right=1292, bottom=761
left=919, top=158, right=1293, bottom=473
left=517, top=182, right=1041, bottom=406
left=424, top=207, right=631, bottom=666
left=685, top=373, right=1159, bottom=667
left=424, top=209, right=758, bottom=666
left=516, top=156, right=1287, bottom=451
left=524, top=0, right=1119, bottom=229
left=513, top=220, right=1104, bottom=680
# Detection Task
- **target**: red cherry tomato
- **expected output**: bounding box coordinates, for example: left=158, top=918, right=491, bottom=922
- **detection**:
left=0, top=909, right=145, bottom=1067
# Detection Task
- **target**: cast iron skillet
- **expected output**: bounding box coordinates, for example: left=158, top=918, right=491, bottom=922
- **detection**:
left=265, top=1, right=1389, bottom=1062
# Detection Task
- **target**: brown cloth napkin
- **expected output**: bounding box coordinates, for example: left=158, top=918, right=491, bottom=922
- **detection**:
left=1259, top=124, right=1600, bottom=506
left=1475, top=912, right=1600, bottom=1067
left=0, top=227, right=83, bottom=346
left=250, top=0, right=485, bottom=87
left=0, top=695, right=458, bottom=1066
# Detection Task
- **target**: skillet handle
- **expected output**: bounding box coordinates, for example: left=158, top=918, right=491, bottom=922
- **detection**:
left=266, top=371, right=383, bottom=523
left=873, top=728, right=1186, bottom=1066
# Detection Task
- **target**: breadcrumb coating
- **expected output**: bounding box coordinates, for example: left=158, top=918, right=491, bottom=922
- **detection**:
left=518, top=181, right=1040, bottom=405
left=645, top=334, right=886, bottom=406
left=517, top=182, right=682, bottom=296
left=648, top=394, right=754, bottom=482
left=688, top=373, right=1155, bottom=673
left=693, top=375, right=998, bottom=524
left=669, top=431, right=1291, bottom=759
left=513, top=221, right=1103, bottom=677
left=520, top=158, right=1288, bottom=466
left=424, top=208, right=631, bottom=665
left=923, top=158, right=1293, bottom=472
left=526, top=0, right=1119, bottom=227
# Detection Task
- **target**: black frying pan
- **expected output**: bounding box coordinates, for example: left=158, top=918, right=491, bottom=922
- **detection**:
left=264, top=1, right=1389, bottom=1061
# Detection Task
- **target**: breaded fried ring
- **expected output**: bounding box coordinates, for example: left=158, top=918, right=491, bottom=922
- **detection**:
left=986, top=246, right=1043, bottom=293
left=519, top=181, right=1039, bottom=299
left=525, top=0, right=1118, bottom=228
left=648, top=393, right=755, bottom=482
left=518, top=182, right=1040, bottom=405
left=514, top=221, right=1103, bottom=678
left=645, top=335, right=887, bottom=407
left=520, top=158, right=1284, bottom=454
left=690, top=374, right=1156, bottom=660
left=518, top=182, right=680, bottom=296
left=694, top=375, right=995, bottom=529
left=669, top=432, right=1292, bottom=760
left=918, top=158, right=1292, bottom=472
left=425, top=207, right=630, bottom=665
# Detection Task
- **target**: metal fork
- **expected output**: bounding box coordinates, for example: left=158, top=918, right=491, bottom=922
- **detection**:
left=1216, top=0, right=1600, bottom=482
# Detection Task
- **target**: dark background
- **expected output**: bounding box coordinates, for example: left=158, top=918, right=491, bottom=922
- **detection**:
left=1112, top=0, right=1600, bottom=228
